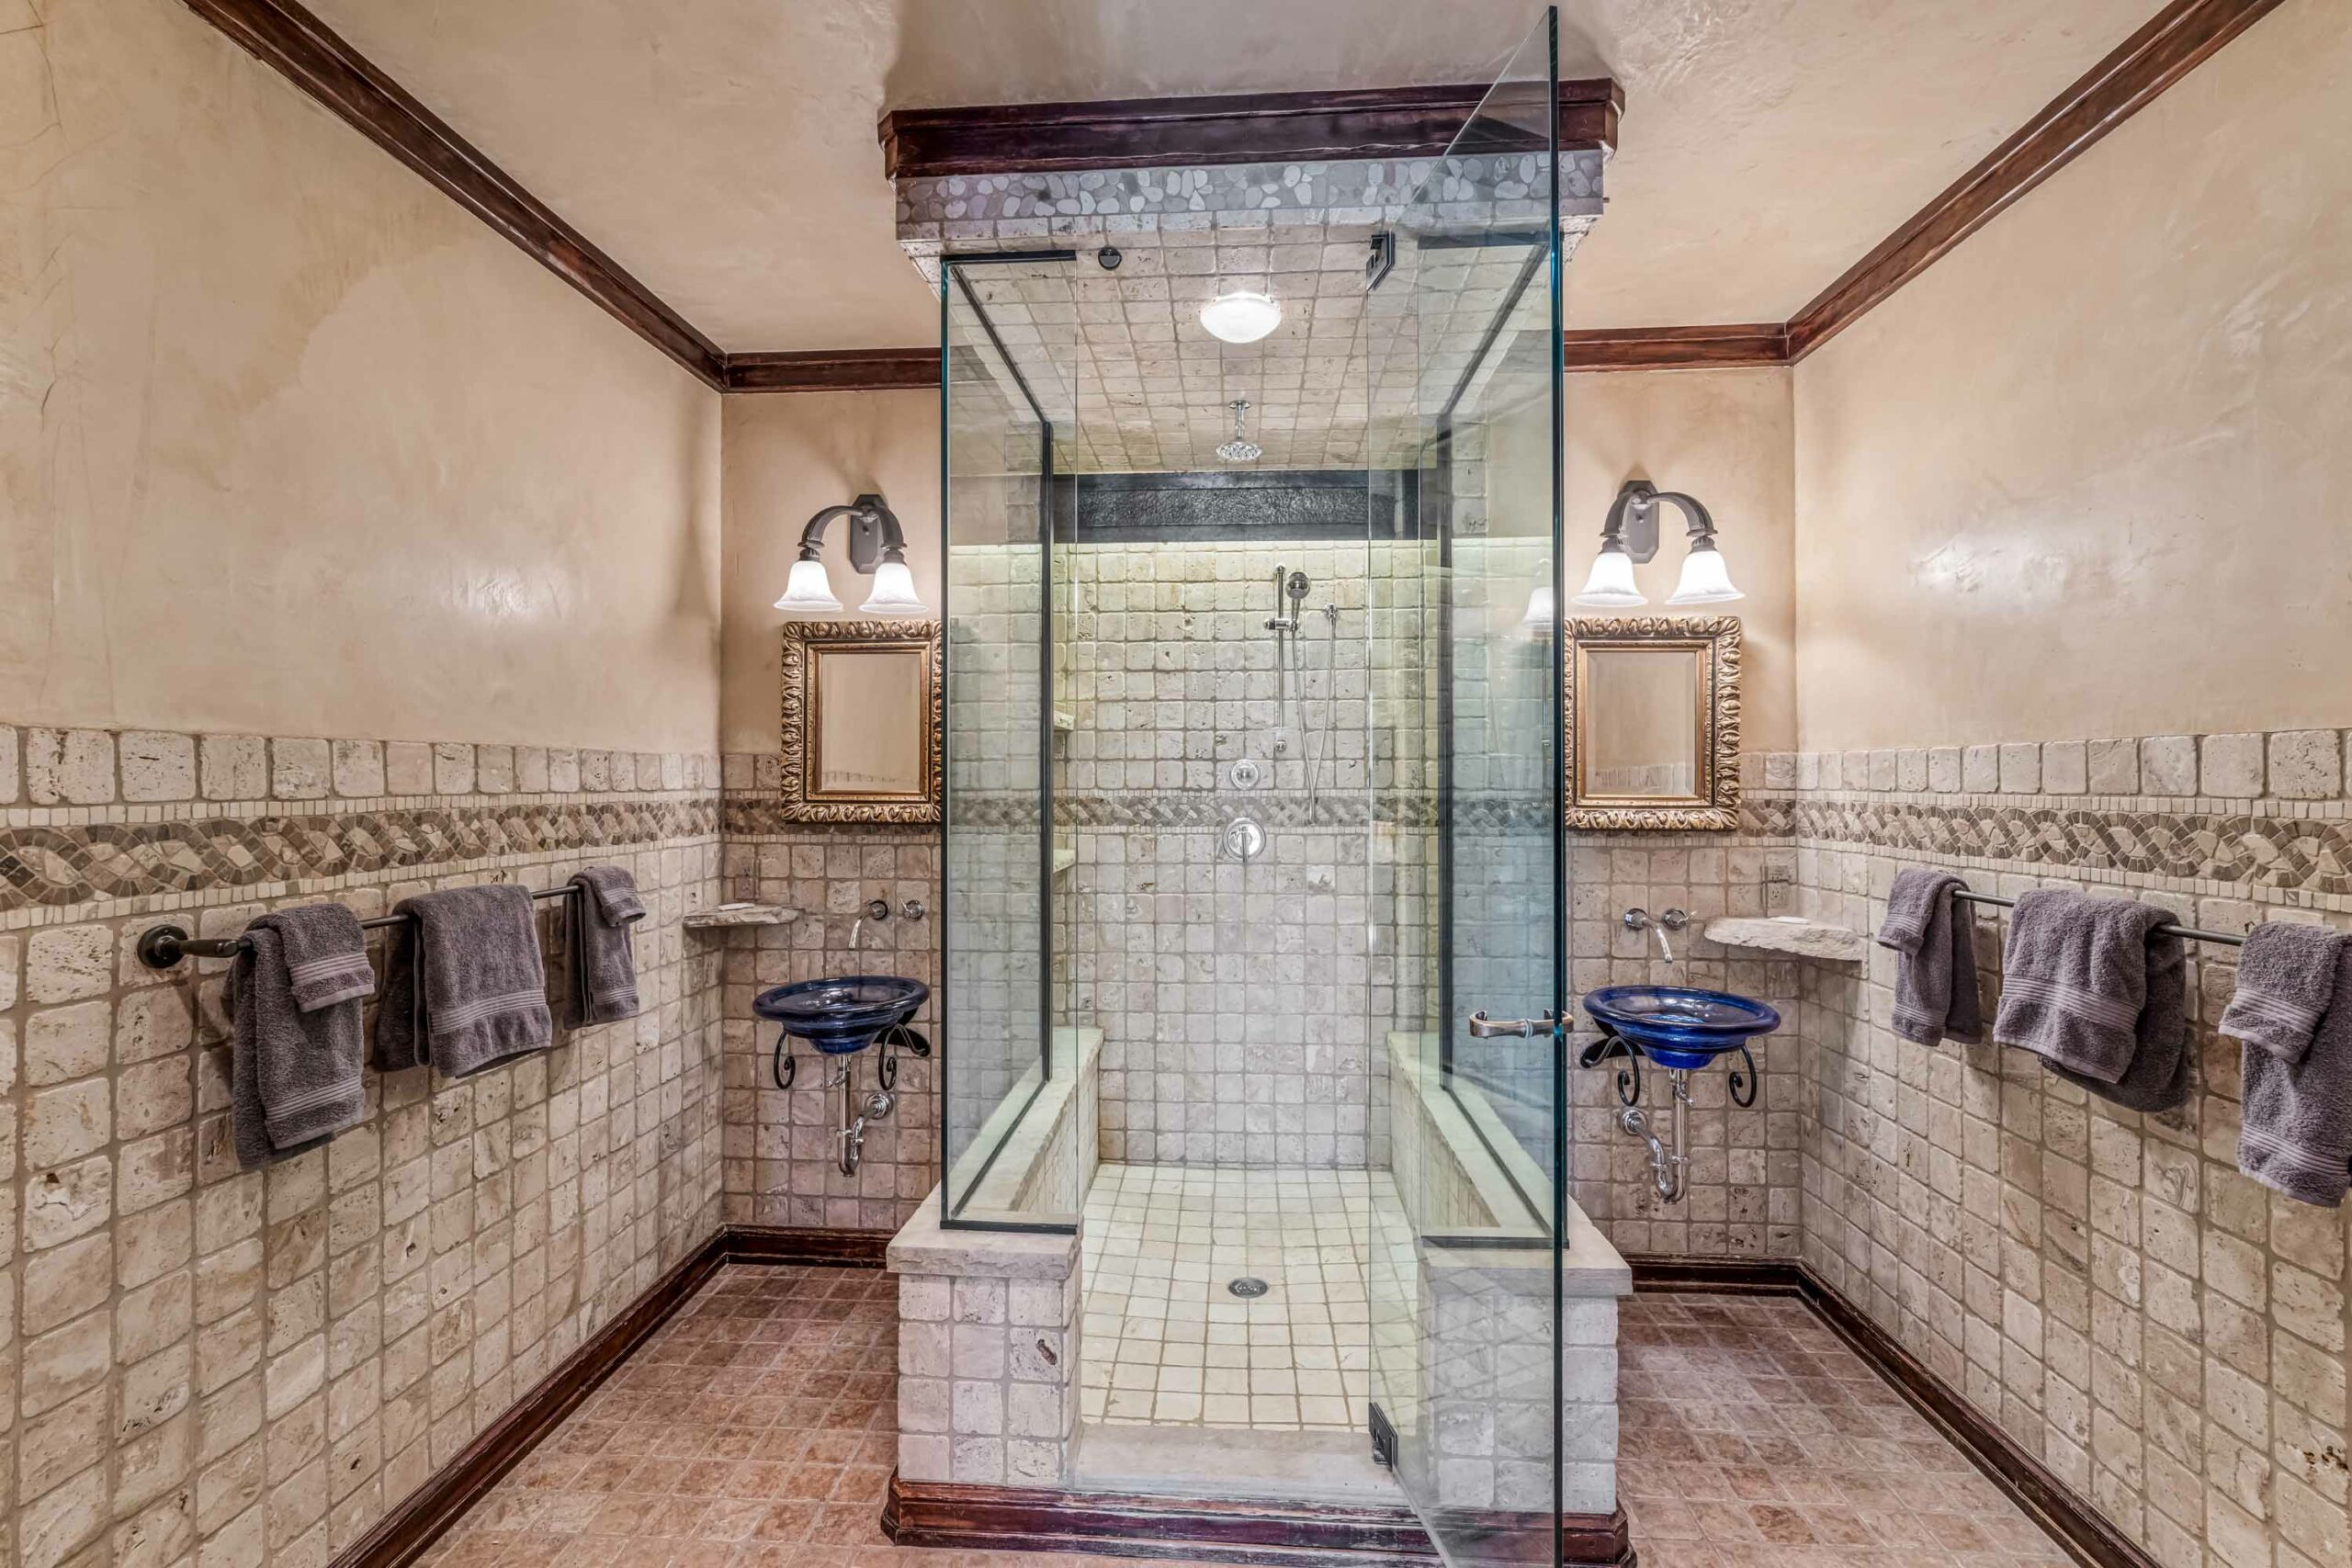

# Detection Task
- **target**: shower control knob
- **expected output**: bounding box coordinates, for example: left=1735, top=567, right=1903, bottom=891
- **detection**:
left=1229, top=758, right=1261, bottom=789
left=1220, top=816, right=1267, bottom=863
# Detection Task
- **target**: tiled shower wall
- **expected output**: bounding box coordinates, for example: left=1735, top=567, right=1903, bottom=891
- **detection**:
left=0, top=721, right=725, bottom=1568
left=1060, top=540, right=1382, bottom=1168
left=1777, top=728, right=2352, bottom=1568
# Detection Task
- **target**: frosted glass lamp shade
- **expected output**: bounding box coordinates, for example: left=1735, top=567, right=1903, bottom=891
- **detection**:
left=1521, top=580, right=1555, bottom=629
left=1666, top=540, right=1744, bottom=605
left=858, top=558, right=926, bottom=615
left=1199, top=291, right=1282, bottom=344
left=774, top=558, right=842, bottom=614
left=1571, top=544, right=1646, bottom=607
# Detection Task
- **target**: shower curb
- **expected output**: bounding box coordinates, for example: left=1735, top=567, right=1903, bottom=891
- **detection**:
left=1628, top=1255, right=2158, bottom=1568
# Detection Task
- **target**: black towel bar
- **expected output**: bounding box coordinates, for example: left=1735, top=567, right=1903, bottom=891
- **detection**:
left=1948, top=887, right=2245, bottom=948
left=135, top=884, right=583, bottom=970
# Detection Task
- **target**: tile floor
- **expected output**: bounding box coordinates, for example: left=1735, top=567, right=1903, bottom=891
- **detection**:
left=416, top=1262, right=1189, bottom=1568
left=419, top=1258, right=2077, bottom=1568
left=1619, top=1293, right=2073, bottom=1567
left=1079, top=1163, right=1375, bottom=1431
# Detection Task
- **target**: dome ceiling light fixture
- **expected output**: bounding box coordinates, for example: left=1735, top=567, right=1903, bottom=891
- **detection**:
left=1200, top=290, right=1282, bottom=344
left=1216, top=400, right=1262, bottom=464
left=1571, top=479, right=1747, bottom=609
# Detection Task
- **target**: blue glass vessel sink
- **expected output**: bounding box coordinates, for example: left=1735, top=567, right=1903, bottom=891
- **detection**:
left=752, top=976, right=929, bottom=1055
left=1581, top=985, right=1781, bottom=1070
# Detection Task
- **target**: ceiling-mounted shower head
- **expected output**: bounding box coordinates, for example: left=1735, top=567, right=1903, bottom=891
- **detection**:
left=1217, top=399, right=1262, bottom=463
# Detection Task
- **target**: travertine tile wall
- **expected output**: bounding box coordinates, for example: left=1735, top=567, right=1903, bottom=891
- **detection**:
left=1777, top=728, right=2352, bottom=1568
left=717, top=763, right=939, bottom=1233
left=0, top=721, right=726, bottom=1568
left=1059, top=540, right=1381, bottom=1168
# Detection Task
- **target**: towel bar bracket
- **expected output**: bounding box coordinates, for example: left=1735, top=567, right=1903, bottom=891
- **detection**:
left=134, top=885, right=586, bottom=971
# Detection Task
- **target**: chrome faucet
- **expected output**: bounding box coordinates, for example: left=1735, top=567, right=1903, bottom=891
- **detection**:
left=850, top=897, right=889, bottom=954
left=1623, top=907, right=1689, bottom=964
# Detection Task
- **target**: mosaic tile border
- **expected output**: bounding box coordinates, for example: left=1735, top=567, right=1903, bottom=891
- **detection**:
left=0, top=797, right=718, bottom=909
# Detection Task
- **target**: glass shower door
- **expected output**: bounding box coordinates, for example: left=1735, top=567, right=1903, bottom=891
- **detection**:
left=1366, top=10, right=1570, bottom=1565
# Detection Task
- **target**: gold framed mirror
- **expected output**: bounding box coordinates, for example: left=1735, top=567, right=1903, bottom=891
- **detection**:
left=778, top=618, right=942, bottom=823
left=1565, top=615, right=1742, bottom=830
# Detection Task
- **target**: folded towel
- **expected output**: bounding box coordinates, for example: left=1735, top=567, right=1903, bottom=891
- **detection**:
left=2046, top=924, right=2191, bottom=1113
left=231, top=904, right=373, bottom=1169
left=1994, top=889, right=2177, bottom=1084
left=374, top=884, right=552, bottom=1078
left=1878, top=868, right=1983, bottom=1046
left=2239, top=938, right=2352, bottom=1207
left=565, top=865, right=646, bottom=1027
left=2220, top=921, right=2346, bottom=1063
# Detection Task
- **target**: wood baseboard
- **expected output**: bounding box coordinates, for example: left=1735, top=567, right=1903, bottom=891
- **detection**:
left=720, top=1224, right=895, bottom=1267
left=885, top=1473, right=1635, bottom=1567
left=1628, top=1254, right=2158, bottom=1568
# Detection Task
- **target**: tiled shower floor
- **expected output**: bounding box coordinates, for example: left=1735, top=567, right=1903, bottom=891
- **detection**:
left=1079, top=1164, right=1375, bottom=1432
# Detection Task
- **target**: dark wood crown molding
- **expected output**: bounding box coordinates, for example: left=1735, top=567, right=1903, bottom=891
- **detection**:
left=725, top=349, right=937, bottom=394
left=1563, top=322, right=1790, bottom=372
left=877, top=79, right=1623, bottom=180
left=1782, top=0, right=2284, bottom=360
left=184, top=0, right=729, bottom=391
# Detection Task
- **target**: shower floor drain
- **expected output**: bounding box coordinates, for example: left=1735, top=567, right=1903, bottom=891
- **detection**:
left=1227, top=1277, right=1270, bottom=1299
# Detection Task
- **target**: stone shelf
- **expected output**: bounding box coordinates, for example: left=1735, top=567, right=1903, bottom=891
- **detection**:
left=684, top=903, right=801, bottom=931
left=1703, top=916, right=1867, bottom=963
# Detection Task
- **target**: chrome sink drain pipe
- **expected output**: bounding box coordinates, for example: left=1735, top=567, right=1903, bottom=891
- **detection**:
left=1619, top=1068, right=1690, bottom=1204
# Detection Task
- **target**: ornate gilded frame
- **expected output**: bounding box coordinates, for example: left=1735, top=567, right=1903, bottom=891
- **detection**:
left=777, top=618, right=943, bottom=824
left=1564, top=615, right=1742, bottom=831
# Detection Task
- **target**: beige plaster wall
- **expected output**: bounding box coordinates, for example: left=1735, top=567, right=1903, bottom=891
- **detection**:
left=719, top=390, right=941, bottom=755
left=1566, top=368, right=1797, bottom=753
left=0, top=0, right=723, bottom=753
left=1791, top=0, right=2348, bottom=752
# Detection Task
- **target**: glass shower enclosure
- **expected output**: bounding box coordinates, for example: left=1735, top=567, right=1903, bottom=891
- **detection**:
left=933, top=9, right=1577, bottom=1561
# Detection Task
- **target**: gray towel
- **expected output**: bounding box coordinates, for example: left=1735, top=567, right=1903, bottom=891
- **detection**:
left=374, top=884, right=552, bottom=1078
left=1878, top=868, right=1983, bottom=1046
left=1994, top=889, right=2191, bottom=1113
left=2220, top=922, right=2346, bottom=1062
left=231, top=905, right=373, bottom=1170
left=2239, top=936, right=2352, bottom=1206
left=565, top=865, right=646, bottom=1027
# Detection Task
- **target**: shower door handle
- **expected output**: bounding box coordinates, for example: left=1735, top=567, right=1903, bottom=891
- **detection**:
left=1467, top=1010, right=1556, bottom=1039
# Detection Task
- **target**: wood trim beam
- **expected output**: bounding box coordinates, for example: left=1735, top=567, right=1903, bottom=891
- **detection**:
left=1782, top=0, right=2286, bottom=360
left=1563, top=323, right=1789, bottom=372
left=184, top=0, right=729, bottom=390
left=725, top=350, right=938, bottom=394
left=878, top=80, right=1623, bottom=180
left=1629, top=1256, right=2161, bottom=1568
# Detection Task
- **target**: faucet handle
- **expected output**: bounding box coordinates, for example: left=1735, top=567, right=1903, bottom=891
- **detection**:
left=865, top=897, right=890, bottom=920
left=1659, top=908, right=1689, bottom=931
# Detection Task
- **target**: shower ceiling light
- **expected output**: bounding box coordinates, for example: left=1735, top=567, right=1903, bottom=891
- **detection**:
left=1200, top=290, right=1281, bottom=344
left=1572, top=479, right=1745, bottom=612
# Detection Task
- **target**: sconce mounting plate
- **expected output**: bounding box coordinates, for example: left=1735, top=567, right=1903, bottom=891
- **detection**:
left=844, top=505, right=887, bottom=574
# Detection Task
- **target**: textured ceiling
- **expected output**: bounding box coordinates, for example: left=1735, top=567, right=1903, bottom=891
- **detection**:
left=302, top=0, right=2158, bottom=350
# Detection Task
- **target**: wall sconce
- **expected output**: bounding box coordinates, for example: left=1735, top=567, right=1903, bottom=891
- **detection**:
left=773, top=493, right=926, bottom=616
left=1571, top=479, right=1745, bottom=609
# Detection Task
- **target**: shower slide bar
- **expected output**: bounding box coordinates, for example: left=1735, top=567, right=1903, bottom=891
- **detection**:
left=133, top=884, right=583, bottom=970
left=1948, top=888, right=2245, bottom=947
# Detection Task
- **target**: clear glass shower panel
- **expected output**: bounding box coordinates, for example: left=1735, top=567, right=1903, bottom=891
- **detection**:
left=1363, top=9, right=1572, bottom=1565
left=939, top=257, right=1076, bottom=1228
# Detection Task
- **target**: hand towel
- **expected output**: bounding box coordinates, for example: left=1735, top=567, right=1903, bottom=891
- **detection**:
left=1993, top=889, right=2175, bottom=1083
left=2219, top=921, right=2346, bottom=1062
left=1878, top=868, right=1984, bottom=1046
left=374, top=883, right=552, bottom=1078
left=2045, top=924, right=2191, bottom=1113
left=231, top=904, right=374, bottom=1169
left=565, top=864, right=646, bottom=1027
left=2238, top=937, right=2352, bottom=1207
